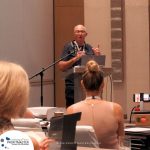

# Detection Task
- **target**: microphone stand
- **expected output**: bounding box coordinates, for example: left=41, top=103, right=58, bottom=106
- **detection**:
left=129, top=105, right=140, bottom=123
left=29, top=51, right=75, bottom=106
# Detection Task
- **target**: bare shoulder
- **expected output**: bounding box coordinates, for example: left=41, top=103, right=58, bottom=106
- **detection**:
left=112, top=102, right=124, bottom=118
left=66, top=105, right=75, bottom=114
left=66, top=102, right=83, bottom=114
left=113, top=102, right=123, bottom=111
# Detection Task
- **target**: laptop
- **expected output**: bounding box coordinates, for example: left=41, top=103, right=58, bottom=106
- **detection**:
left=81, top=55, right=106, bottom=66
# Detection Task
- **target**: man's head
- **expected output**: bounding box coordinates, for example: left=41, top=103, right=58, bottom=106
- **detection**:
left=73, top=24, right=87, bottom=45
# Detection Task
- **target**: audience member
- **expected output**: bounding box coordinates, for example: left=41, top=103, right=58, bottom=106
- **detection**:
left=66, top=60, right=124, bottom=149
left=58, top=24, right=101, bottom=107
left=0, top=61, right=52, bottom=150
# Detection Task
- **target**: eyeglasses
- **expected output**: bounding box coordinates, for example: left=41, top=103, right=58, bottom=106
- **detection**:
left=74, top=30, right=86, bottom=34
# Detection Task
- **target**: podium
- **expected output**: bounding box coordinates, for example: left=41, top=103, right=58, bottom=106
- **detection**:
left=63, top=66, right=112, bottom=103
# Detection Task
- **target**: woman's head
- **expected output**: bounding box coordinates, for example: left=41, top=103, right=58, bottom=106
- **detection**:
left=82, top=60, right=104, bottom=92
left=0, top=61, right=29, bottom=119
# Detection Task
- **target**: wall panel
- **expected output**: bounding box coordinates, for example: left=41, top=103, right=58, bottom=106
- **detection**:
left=54, top=0, right=84, bottom=106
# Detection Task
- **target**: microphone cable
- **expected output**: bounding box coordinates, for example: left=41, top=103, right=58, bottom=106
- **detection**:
left=108, top=74, right=113, bottom=102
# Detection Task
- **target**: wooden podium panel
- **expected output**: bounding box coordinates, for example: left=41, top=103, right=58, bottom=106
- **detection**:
left=63, top=66, right=112, bottom=103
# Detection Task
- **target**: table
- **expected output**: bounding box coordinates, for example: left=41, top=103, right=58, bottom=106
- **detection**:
left=125, top=127, right=150, bottom=149
left=77, top=147, right=113, bottom=150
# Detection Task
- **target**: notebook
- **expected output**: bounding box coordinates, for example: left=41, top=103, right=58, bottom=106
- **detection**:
left=81, top=55, right=106, bottom=66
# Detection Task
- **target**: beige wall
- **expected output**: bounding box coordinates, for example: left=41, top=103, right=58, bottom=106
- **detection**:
left=54, top=0, right=84, bottom=106
left=84, top=0, right=150, bottom=119
left=84, top=0, right=111, bottom=68
left=84, top=0, right=113, bottom=103
left=125, top=0, right=150, bottom=116
left=84, top=0, right=126, bottom=109
left=54, top=0, right=150, bottom=119
left=0, top=0, right=54, bottom=106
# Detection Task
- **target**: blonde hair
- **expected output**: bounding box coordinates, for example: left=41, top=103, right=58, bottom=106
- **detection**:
left=0, top=61, right=29, bottom=119
left=85, top=60, right=100, bottom=73
left=82, top=60, right=103, bottom=91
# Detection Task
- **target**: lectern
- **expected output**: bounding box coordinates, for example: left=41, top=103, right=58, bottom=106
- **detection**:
left=63, top=66, right=112, bottom=103
left=73, top=66, right=112, bottom=103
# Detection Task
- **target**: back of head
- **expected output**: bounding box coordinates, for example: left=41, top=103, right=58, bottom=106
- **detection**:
left=0, top=61, right=29, bottom=119
left=82, top=60, right=103, bottom=91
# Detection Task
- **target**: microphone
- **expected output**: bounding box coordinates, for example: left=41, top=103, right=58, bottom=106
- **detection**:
left=67, top=49, right=77, bottom=55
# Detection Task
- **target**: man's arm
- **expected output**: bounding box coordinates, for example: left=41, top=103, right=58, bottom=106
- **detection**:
left=58, top=51, right=85, bottom=71
left=58, top=57, right=78, bottom=71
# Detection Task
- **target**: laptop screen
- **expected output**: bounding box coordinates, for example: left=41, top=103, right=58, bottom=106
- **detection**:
left=81, top=55, right=106, bottom=66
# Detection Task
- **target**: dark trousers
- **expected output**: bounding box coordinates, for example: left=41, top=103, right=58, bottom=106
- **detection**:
left=65, top=86, right=74, bottom=107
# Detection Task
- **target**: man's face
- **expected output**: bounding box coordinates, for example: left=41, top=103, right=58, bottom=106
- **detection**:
left=74, top=26, right=87, bottom=43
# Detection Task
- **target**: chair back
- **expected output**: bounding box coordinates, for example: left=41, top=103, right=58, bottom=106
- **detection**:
left=48, top=112, right=81, bottom=150
left=75, top=125, right=99, bottom=148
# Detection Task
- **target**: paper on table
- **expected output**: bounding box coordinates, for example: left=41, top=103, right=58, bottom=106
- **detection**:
left=125, top=127, right=150, bottom=132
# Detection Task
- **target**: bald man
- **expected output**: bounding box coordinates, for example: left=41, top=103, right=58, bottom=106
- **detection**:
left=58, top=24, right=101, bottom=107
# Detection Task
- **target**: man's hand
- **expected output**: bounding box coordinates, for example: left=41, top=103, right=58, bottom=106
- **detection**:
left=75, top=51, right=85, bottom=60
left=92, top=45, right=101, bottom=56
